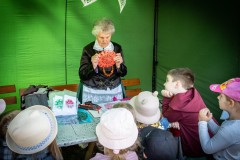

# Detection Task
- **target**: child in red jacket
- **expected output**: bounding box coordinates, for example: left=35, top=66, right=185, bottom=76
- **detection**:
left=161, top=67, right=217, bottom=158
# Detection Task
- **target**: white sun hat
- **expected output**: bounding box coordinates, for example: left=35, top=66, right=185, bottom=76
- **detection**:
left=129, top=91, right=160, bottom=125
left=0, top=99, right=6, bottom=115
left=96, top=108, right=138, bottom=151
left=6, top=105, right=57, bottom=154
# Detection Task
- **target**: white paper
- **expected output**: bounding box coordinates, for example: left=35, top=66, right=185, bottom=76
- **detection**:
left=63, top=95, right=77, bottom=116
left=52, top=95, right=64, bottom=116
left=118, top=0, right=126, bottom=13
left=81, top=0, right=97, bottom=7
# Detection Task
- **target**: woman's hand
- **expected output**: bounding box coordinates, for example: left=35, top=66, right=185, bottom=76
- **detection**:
left=199, top=108, right=212, bottom=122
left=91, top=53, right=99, bottom=69
left=161, top=90, right=173, bottom=98
left=114, top=53, right=123, bottom=68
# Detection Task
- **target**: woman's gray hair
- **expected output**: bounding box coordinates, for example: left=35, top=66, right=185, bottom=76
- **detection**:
left=92, top=18, right=115, bottom=36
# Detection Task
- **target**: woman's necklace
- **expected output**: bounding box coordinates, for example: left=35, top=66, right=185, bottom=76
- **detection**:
left=103, top=66, right=114, bottom=77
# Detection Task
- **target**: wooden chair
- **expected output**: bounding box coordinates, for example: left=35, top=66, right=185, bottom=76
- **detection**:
left=122, top=78, right=141, bottom=97
left=0, top=85, right=17, bottom=105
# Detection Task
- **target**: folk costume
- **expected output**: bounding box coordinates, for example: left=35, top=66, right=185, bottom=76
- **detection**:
left=78, top=41, right=127, bottom=104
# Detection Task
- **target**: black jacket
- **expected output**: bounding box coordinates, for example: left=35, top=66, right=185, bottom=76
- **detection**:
left=79, top=41, right=127, bottom=90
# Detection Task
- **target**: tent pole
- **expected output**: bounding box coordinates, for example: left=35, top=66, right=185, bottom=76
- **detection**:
left=64, top=0, right=68, bottom=85
left=152, top=0, right=158, bottom=92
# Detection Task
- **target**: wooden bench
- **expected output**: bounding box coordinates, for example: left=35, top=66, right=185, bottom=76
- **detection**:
left=122, top=78, right=141, bottom=97
left=48, top=79, right=141, bottom=98
left=19, top=78, right=141, bottom=98
left=0, top=85, right=17, bottom=105
left=51, top=84, right=79, bottom=92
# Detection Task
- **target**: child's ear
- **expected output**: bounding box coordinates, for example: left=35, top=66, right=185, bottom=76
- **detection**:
left=228, top=99, right=235, bottom=108
left=143, top=153, right=147, bottom=159
left=175, top=80, right=182, bottom=89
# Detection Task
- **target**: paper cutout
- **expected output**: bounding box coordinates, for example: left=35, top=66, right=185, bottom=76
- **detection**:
left=81, top=0, right=97, bottom=7
left=98, top=51, right=116, bottom=68
left=80, top=0, right=127, bottom=13
left=52, top=95, right=64, bottom=115
left=62, top=95, right=77, bottom=115
left=118, top=0, right=126, bottom=13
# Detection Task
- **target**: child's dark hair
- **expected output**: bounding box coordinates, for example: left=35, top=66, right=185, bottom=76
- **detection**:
left=0, top=110, right=20, bottom=159
left=0, top=110, right=20, bottom=139
left=113, top=102, right=136, bottom=121
left=168, top=67, right=195, bottom=89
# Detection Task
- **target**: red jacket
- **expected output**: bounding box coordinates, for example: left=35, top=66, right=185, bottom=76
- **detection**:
left=162, top=88, right=209, bottom=157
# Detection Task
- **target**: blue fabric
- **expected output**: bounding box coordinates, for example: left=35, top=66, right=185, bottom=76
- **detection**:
left=220, top=110, right=229, bottom=120
left=15, top=149, right=54, bottom=160
left=0, top=138, right=13, bottom=160
left=159, top=117, right=170, bottom=130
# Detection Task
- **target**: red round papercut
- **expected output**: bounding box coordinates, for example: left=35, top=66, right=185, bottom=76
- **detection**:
left=98, top=51, right=116, bottom=68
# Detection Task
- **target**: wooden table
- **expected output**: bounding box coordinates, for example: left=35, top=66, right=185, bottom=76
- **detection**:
left=56, top=100, right=127, bottom=159
left=56, top=116, right=100, bottom=160
left=56, top=118, right=99, bottom=147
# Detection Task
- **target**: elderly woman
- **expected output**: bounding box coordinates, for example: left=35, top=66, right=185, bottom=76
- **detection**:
left=78, top=18, right=127, bottom=104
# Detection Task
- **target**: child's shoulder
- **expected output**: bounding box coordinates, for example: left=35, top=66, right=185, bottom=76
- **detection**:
left=223, top=120, right=240, bottom=128
left=90, top=153, right=110, bottom=160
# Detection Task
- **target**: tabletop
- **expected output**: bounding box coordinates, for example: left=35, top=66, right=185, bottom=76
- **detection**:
left=56, top=117, right=100, bottom=147
left=56, top=100, right=128, bottom=147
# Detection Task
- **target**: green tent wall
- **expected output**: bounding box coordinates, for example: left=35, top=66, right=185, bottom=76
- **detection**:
left=156, top=1, right=240, bottom=121
left=0, top=0, right=155, bottom=111
left=0, top=0, right=239, bottom=121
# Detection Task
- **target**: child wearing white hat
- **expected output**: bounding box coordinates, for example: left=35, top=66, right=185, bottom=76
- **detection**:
left=6, top=105, right=63, bottom=160
left=129, top=91, right=179, bottom=160
left=0, top=99, right=6, bottom=115
left=129, top=91, right=161, bottom=128
left=95, top=102, right=138, bottom=153
left=90, top=108, right=139, bottom=160
left=129, top=91, right=179, bottom=130
left=0, top=110, right=20, bottom=160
